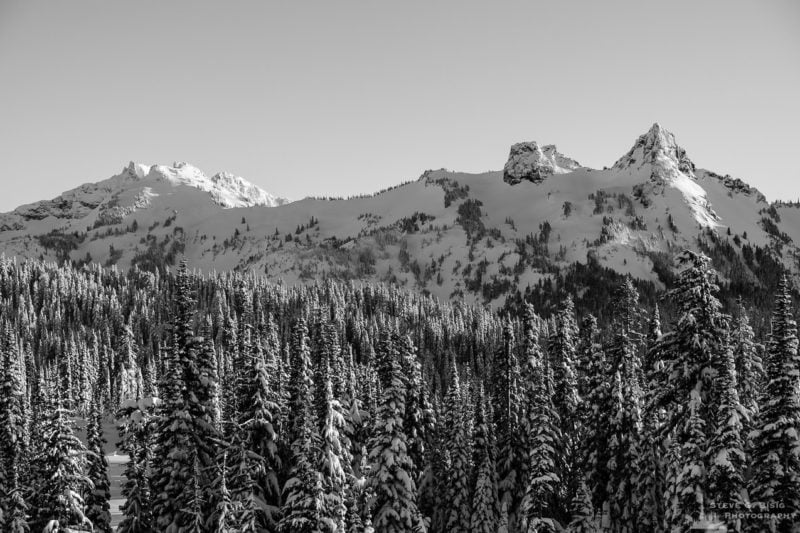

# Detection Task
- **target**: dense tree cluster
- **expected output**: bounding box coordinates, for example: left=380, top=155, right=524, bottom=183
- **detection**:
left=0, top=251, right=798, bottom=532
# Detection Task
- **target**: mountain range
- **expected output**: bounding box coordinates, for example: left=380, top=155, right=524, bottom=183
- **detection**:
left=1, top=123, right=796, bottom=308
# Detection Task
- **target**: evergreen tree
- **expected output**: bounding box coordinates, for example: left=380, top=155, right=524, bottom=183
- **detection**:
left=117, top=398, right=154, bottom=533
left=85, top=394, right=112, bottom=533
left=32, top=391, right=93, bottom=532
left=494, top=319, right=523, bottom=526
left=748, top=276, right=800, bottom=533
left=277, top=319, right=324, bottom=533
left=443, top=361, right=472, bottom=533
left=237, top=336, right=282, bottom=528
left=520, top=350, right=561, bottom=533
left=653, top=251, right=729, bottom=528
left=0, top=324, right=28, bottom=533
left=470, top=385, right=499, bottom=533
left=566, top=478, right=596, bottom=533
left=731, top=300, right=762, bottom=438
left=706, top=335, right=745, bottom=531
left=367, top=331, right=424, bottom=533
left=150, top=261, right=221, bottom=531
left=317, top=362, right=348, bottom=533
left=548, top=296, right=581, bottom=520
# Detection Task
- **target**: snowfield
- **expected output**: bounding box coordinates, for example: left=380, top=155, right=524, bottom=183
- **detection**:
left=0, top=124, right=797, bottom=308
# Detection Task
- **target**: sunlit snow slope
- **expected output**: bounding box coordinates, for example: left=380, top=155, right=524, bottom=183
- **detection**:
left=1, top=124, right=796, bottom=307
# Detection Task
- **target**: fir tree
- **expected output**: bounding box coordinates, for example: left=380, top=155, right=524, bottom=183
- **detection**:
left=443, top=361, right=472, bottom=533
left=566, top=478, right=596, bottom=533
left=32, top=390, right=93, bottom=533
left=0, top=323, right=28, bottom=533
left=278, top=319, right=324, bottom=533
left=237, top=335, right=282, bottom=528
left=520, top=350, right=561, bottom=533
left=748, top=275, right=800, bottom=533
left=470, top=385, right=499, bottom=533
left=367, top=331, right=424, bottom=533
left=494, top=319, right=523, bottom=526
left=706, top=335, right=745, bottom=531
left=317, top=361, right=348, bottom=533
left=731, top=300, right=762, bottom=438
left=117, top=398, right=154, bottom=533
left=85, top=394, right=112, bottom=533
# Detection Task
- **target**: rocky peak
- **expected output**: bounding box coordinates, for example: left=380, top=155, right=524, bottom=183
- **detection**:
left=121, top=162, right=288, bottom=208
left=613, top=123, right=695, bottom=178
left=503, top=141, right=581, bottom=185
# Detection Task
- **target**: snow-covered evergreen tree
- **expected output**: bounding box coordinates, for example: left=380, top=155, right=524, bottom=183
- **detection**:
left=317, top=361, right=348, bottom=533
left=748, top=275, right=800, bottom=533
left=470, top=385, right=499, bottom=533
left=520, top=347, right=561, bottom=533
left=31, top=390, right=93, bottom=532
left=277, top=319, right=324, bottom=533
left=117, top=398, right=155, bottom=533
left=566, top=477, right=596, bottom=533
left=0, top=323, right=28, bottom=533
left=731, top=299, right=762, bottom=447
left=85, top=394, right=111, bottom=533
left=494, top=319, right=523, bottom=527
left=653, top=251, right=729, bottom=529
left=443, top=360, right=472, bottom=533
left=366, top=329, right=425, bottom=533
left=706, top=334, right=745, bottom=531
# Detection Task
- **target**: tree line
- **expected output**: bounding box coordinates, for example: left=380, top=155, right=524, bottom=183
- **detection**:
left=0, top=251, right=798, bottom=532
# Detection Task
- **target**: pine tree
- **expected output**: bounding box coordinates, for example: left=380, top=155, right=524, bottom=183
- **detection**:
left=706, top=335, right=745, bottom=531
left=748, top=275, right=800, bottom=533
left=548, top=296, right=581, bottom=520
left=443, top=361, right=472, bottom=533
left=150, top=261, right=221, bottom=531
left=579, top=317, right=613, bottom=514
left=117, top=398, right=154, bottom=533
left=566, top=477, right=596, bottom=533
left=0, top=323, right=28, bottom=533
left=469, top=385, right=499, bottom=533
left=670, top=390, right=706, bottom=532
left=605, top=368, right=641, bottom=532
left=653, top=251, right=729, bottom=528
left=237, top=336, right=282, bottom=528
left=211, top=453, right=236, bottom=533
left=731, top=300, right=762, bottom=440
left=226, top=431, right=261, bottom=533
left=494, top=319, right=523, bottom=526
left=520, top=350, right=561, bottom=533
left=277, top=319, right=324, bottom=533
left=32, top=390, right=93, bottom=532
left=85, top=394, right=112, bottom=533
left=367, top=331, right=424, bottom=533
left=317, top=361, right=348, bottom=533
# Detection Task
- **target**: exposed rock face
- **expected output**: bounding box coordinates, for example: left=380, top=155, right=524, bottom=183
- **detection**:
left=503, top=142, right=581, bottom=185
left=614, top=123, right=720, bottom=228
left=613, top=122, right=696, bottom=178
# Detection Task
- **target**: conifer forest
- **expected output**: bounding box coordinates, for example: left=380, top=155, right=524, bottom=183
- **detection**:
left=0, top=251, right=798, bottom=533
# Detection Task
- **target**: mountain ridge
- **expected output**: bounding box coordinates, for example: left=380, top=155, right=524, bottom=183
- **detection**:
left=1, top=124, right=796, bottom=308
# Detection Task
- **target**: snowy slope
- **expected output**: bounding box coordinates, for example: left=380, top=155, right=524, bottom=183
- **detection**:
left=0, top=124, right=793, bottom=307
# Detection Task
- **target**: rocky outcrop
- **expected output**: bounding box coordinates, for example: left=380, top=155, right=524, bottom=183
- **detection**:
left=503, top=142, right=581, bottom=185
left=613, top=122, right=696, bottom=178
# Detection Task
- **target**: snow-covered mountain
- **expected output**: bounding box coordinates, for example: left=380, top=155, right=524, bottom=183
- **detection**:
left=1, top=124, right=796, bottom=307
left=3, top=161, right=287, bottom=227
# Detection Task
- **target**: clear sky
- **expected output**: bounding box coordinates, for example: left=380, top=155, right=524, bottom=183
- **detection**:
left=1, top=1, right=799, bottom=210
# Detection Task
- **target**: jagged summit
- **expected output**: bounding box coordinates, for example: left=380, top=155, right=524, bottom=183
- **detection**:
left=503, top=141, right=581, bottom=185
left=613, top=123, right=696, bottom=177
left=613, top=124, right=718, bottom=228
left=122, top=161, right=288, bottom=208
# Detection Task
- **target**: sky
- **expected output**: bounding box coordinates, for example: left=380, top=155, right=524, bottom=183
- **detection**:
left=0, top=1, right=799, bottom=211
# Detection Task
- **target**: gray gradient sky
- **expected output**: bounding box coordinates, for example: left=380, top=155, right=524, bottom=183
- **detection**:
left=1, top=1, right=799, bottom=211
